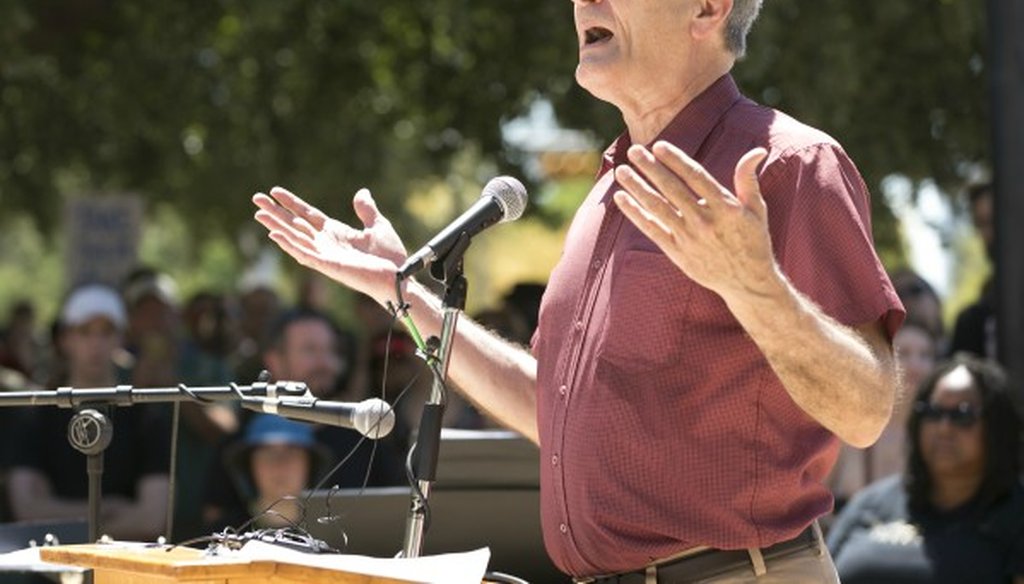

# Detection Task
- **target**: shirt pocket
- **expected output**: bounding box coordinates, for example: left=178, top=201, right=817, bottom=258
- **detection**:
left=600, top=249, right=698, bottom=366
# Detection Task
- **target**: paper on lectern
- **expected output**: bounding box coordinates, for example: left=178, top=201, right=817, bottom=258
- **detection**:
left=231, top=540, right=490, bottom=584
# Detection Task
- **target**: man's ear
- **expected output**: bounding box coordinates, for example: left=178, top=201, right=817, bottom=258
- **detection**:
left=692, top=0, right=732, bottom=40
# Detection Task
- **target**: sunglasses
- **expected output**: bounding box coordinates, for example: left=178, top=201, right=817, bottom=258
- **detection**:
left=914, top=401, right=982, bottom=428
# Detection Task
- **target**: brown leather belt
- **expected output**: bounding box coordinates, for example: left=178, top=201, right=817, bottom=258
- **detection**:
left=575, top=526, right=819, bottom=584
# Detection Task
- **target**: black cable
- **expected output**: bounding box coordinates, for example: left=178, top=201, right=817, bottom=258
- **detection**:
left=171, top=313, right=427, bottom=554
left=296, top=309, right=424, bottom=540
left=301, top=367, right=423, bottom=521
left=404, top=440, right=432, bottom=532
left=165, top=400, right=181, bottom=541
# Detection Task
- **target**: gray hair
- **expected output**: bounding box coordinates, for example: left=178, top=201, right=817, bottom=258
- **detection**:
left=724, top=0, right=763, bottom=58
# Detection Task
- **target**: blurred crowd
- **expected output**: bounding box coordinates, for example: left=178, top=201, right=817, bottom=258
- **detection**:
left=0, top=184, right=1019, bottom=582
left=824, top=183, right=1023, bottom=582
left=0, top=264, right=544, bottom=543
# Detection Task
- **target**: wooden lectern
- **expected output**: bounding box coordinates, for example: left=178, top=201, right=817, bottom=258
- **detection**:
left=40, top=544, right=417, bottom=584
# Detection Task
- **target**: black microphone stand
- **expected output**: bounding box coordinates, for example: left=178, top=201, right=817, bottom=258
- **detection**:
left=400, top=233, right=471, bottom=558
left=0, top=380, right=309, bottom=543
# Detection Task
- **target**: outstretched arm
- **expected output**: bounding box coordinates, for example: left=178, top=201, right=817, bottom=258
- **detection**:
left=613, top=142, right=897, bottom=448
left=252, top=188, right=539, bottom=442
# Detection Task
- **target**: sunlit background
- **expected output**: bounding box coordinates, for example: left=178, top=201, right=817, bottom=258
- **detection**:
left=0, top=1, right=991, bottom=329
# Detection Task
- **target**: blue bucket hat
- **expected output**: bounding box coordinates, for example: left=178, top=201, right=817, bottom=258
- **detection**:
left=223, top=414, right=334, bottom=503
left=242, top=414, right=316, bottom=449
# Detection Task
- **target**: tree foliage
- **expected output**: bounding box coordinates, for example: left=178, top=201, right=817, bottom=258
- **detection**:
left=0, top=0, right=989, bottom=246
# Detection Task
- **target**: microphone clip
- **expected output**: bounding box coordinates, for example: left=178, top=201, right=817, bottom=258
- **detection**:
left=428, top=231, right=471, bottom=287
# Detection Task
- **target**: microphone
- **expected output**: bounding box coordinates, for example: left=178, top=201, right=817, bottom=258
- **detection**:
left=240, top=396, right=396, bottom=439
left=397, top=176, right=528, bottom=280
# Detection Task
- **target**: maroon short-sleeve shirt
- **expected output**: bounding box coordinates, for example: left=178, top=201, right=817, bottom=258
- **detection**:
left=532, top=74, right=905, bottom=577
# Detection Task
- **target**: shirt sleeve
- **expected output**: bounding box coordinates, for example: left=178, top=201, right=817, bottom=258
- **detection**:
left=761, top=143, right=905, bottom=338
left=826, top=483, right=868, bottom=558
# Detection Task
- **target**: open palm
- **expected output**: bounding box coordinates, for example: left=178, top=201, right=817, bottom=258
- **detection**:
left=252, top=186, right=408, bottom=304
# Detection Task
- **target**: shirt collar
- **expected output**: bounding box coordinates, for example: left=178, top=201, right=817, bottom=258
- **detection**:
left=600, top=73, right=743, bottom=174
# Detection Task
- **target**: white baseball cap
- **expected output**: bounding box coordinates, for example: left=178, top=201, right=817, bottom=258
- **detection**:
left=61, top=284, right=127, bottom=330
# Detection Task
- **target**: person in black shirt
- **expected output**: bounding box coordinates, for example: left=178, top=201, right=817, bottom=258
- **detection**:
left=6, top=285, right=171, bottom=541
left=950, top=183, right=998, bottom=361
left=828, top=354, right=1024, bottom=583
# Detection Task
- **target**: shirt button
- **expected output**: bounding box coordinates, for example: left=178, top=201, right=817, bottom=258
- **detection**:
left=559, top=523, right=568, bottom=534
left=591, top=259, right=602, bottom=271
left=574, top=320, right=584, bottom=331
left=558, top=385, right=567, bottom=397
left=551, top=454, right=559, bottom=466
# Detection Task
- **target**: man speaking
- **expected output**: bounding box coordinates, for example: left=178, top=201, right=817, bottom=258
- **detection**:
left=252, top=0, right=904, bottom=581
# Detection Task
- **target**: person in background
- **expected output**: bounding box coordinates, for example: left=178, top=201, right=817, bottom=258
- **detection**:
left=950, top=182, right=998, bottom=361
left=203, top=414, right=331, bottom=530
left=829, top=317, right=938, bottom=508
left=121, top=267, right=182, bottom=388
left=232, top=283, right=283, bottom=385
left=260, top=308, right=407, bottom=479
left=6, top=284, right=170, bottom=541
left=180, top=291, right=238, bottom=386
left=501, top=283, right=546, bottom=343
left=202, top=308, right=406, bottom=535
left=0, top=302, right=43, bottom=392
left=0, top=301, right=45, bottom=384
left=828, top=354, right=1024, bottom=584
left=170, top=290, right=240, bottom=540
left=891, top=269, right=946, bottom=353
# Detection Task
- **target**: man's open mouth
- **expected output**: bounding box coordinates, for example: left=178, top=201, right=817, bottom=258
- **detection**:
left=584, top=27, right=614, bottom=46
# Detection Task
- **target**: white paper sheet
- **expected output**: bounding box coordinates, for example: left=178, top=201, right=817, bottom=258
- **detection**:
left=228, top=540, right=490, bottom=584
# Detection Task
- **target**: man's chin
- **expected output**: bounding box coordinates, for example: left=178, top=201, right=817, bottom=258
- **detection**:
left=575, top=65, right=616, bottom=102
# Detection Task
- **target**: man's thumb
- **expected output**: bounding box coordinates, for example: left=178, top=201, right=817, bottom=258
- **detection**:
left=353, top=188, right=384, bottom=228
left=734, top=148, right=768, bottom=208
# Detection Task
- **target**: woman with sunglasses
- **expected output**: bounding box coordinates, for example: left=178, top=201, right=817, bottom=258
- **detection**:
left=827, top=354, right=1023, bottom=583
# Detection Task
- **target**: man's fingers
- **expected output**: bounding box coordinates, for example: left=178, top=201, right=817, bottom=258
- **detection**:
left=733, top=148, right=768, bottom=212
left=269, top=231, right=323, bottom=269
left=254, top=209, right=317, bottom=249
left=613, top=190, right=676, bottom=250
left=254, top=191, right=317, bottom=239
left=268, top=186, right=329, bottom=231
left=352, top=188, right=384, bottom=229
left=625, top=145, right=702, bottom=211
left=614, top=165, right=691, bottom=230
left=651, top=141, right=732, bottom=205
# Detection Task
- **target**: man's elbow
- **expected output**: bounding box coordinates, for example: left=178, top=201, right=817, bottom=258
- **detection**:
left=842, top=377, right=897, bottom=448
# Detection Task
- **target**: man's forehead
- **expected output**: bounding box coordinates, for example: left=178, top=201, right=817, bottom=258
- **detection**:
left=68, top=316, right=120, bottom=333
left=284, top=318, right=336, bottom=342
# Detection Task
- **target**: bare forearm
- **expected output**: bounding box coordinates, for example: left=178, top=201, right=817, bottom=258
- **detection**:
left=404, top=282, right=539, bottom=443
left=723, top=267, right=897, bottom=447
left=102, top=476, right=169, bottom=540
left=11, top=495, right=89, bottom=521
left=8, top=470, right=166, bottom=540
left=7, top=469, right=90, bottom=521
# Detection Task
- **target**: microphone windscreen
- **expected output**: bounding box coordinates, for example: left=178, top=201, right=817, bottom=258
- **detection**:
left=484, top=176, right=528, bottom=223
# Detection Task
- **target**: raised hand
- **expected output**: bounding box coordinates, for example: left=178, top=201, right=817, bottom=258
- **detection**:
left=613, top=141, right=780, bottom=300
left=252, top=187, right=408, bottom=304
